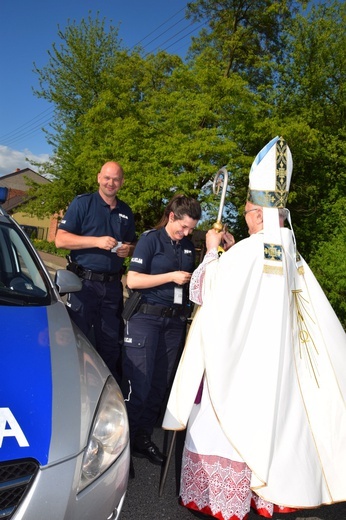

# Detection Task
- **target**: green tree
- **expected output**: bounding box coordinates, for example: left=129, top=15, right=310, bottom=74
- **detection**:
left=26, top=15, right=123, bottom=213
left=26, top=13, right=269, bottom=232
left=273, top=1, right=346, bottom=257
left=185, top=0, right=305, bottom=83
left=77, top=49, right=267, bottom=230
left=23, top=3, right=345, bottom=324
left=309, top=218, right=346, bottom=329
left=266, top=1, right=346, bottom=324
left=26, top=2, right=304, bottom=227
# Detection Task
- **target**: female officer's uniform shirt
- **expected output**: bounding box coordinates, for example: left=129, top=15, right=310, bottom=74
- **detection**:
left=128, top=227, right=195, bottom=307
left=58, top=192, right=136, bottom=273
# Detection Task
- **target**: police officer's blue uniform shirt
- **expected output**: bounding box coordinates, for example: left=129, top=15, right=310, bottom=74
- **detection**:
left=129, top=227, right=196, bottom=307
left=58, top=192, right=136, bottom=273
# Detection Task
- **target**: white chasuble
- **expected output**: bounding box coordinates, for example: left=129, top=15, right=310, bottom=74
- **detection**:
left=163, top=228, right=346, bottom=507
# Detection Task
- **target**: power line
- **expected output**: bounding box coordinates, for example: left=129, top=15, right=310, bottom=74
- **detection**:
left=132, top=7, right=186, bottom=47
left=132, top=6, right=205, bottom=57
left=137, top=15, right=189, bottom=49
left=0, top=107, right=55, bottom=147
left=144, top=20, right=206, bottom=56
left=1, top=117, right=54, bottom=148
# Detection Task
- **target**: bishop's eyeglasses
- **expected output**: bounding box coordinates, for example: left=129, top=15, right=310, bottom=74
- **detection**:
left=243, top=208, right=260, bottom=217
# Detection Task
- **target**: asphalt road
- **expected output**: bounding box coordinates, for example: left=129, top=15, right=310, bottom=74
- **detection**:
left=41, top=252, right=346, bottom=520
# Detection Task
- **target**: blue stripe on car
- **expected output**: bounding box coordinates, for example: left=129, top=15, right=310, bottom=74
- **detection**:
left=0, top=306, right=52, bottom=464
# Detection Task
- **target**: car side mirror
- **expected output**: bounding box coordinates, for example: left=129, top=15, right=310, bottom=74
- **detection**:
left=54, top=269, right=82, bottom=296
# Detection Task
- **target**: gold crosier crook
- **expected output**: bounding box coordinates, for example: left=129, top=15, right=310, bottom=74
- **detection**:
left=212, top=166, right=229, bottom=232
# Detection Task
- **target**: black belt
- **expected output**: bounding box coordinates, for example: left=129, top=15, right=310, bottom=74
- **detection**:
left=78, top=268, right=120, bottom=282
left=138, top=303, right=183, bottom=318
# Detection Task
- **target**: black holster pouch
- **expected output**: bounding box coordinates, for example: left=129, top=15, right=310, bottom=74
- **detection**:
left=122, top=287, right=142, bottom=321
left=181, top=284, right=194, bottom=319
left=182, top=298, right=194, bottom=319
left=66, top=255, right=80, bottom=275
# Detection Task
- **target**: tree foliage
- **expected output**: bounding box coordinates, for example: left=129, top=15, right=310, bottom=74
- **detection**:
left=273, top=1, right=346, bottom=259
left=186, top=0, right=305, bottom=83
left=23, top=1, right=346, bottom=324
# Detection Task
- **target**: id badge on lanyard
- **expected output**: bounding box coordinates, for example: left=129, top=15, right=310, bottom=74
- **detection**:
left=174, top=286, right=183, bottom=304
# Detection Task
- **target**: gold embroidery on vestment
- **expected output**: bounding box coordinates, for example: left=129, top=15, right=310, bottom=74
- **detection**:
left=264, top=243, right=282, bottom=261
left=263, top=265, right=283, bottom=275
left=263, top=243, right=283, bottom=274
left=247, top=137, right=289, bottom=208
left=292, top=289, right=319, bottom=387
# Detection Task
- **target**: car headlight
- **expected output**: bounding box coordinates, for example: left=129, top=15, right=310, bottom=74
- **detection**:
left=78, top=376, right=129, bottom=491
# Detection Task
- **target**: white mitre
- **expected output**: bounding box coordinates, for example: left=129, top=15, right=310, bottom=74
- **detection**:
left=247, top=136, right=296, bottom=274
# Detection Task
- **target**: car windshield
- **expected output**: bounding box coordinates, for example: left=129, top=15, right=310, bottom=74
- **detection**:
left=0, top=220, right=52, bottom=306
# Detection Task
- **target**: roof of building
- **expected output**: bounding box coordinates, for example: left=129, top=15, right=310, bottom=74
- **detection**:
left=0, top=168, right=50, bottom=191
left=0, top=168, right=51, bottom=212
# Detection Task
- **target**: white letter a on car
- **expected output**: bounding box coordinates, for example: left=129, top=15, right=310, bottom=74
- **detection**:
left=0, top=407, right=29, bottom=447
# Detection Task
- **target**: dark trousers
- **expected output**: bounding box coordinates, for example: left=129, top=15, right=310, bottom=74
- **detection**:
left=66, top=278, right=124, bottom=384
left=122, top=312, right=186, bottom=443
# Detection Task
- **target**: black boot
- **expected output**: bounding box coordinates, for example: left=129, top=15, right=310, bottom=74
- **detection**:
left=132, top=431, right=165, bottom=466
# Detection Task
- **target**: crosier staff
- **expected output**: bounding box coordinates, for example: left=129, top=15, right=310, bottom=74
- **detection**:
left=212, top=167, right=229, bottom=255
left=212, top=167, right=229, bottom=232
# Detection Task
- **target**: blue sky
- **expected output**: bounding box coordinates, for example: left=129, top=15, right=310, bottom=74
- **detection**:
left=0, top=0, right=200, bottom=176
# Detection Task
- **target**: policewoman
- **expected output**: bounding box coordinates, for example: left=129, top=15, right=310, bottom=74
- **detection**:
left=122, top=193, right=201, bottom=468
left=55, top=161, right=136, bottom=385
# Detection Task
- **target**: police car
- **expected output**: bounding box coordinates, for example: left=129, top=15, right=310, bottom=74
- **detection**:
left=0, top=188, right=129, bottom=520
